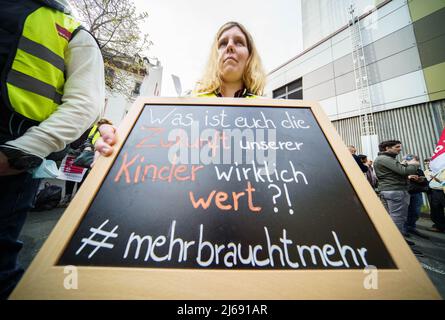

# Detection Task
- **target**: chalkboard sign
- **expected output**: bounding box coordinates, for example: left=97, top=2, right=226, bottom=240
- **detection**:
left=59, top=104, right=394, bottom=269
left=11, top=98, right=439, bottom=299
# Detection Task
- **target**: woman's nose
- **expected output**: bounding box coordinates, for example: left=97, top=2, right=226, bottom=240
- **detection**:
left=226, top=40, right=235, bottom=52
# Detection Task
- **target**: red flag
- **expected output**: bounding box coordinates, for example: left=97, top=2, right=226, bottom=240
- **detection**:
left=430, top=128, right=445, bottom=173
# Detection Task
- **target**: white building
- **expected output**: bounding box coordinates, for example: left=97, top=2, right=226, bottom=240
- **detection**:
left=267, top=0, right=445, bottom=161
left=104, top=56, right=163, bottom=126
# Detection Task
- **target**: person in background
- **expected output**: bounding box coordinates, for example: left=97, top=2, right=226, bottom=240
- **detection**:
left=359, top=154, right=378, bottom=189
left=403, top=155, right=429, bottom=239
left=425, top=163, right=445, bottom=233
left=58, top=128, right=92, bottom=207
left=374, top=140, right=419, bottom=238
left=347, top=145, right=369, bottom=173
left=424, top=158, right=433, bottom=207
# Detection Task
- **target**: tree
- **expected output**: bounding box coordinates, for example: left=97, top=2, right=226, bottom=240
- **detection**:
left=70, top=0, right=152, bottom=99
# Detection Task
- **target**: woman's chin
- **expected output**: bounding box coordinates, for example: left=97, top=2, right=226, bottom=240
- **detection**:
left=221, top=71, right=243, bottom=83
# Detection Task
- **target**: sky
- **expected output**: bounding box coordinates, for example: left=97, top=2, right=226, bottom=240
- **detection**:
left=133, top=0, right=303, bottom=96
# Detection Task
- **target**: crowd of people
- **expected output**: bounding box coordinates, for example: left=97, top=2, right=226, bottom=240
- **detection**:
left=348, top=140, right=445, bottom=256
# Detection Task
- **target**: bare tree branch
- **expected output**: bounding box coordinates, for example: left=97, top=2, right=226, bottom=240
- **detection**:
left=70, top=0, right=152, bottom=99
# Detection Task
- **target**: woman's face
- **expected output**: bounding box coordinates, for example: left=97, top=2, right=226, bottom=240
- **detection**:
left=217, top=26, right=250, bottom=84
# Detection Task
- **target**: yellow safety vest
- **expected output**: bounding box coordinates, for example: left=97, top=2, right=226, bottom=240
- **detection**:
left=5, top=6, right=80, bottom=122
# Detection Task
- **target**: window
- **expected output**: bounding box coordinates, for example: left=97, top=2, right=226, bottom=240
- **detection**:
left=105, top=67, right=115, bottom=79
left=133, top=82, right=141, bottom=95
left=288, top=90, right=302, bottom=99
left=273, top=78, right=303, bottom=100
left=105, top=67, right=115, bottom=88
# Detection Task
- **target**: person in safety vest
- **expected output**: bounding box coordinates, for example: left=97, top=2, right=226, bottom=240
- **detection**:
left=0, top=0, right=105, bottom=299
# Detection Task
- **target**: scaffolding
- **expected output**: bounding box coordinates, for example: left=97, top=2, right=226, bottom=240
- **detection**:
left=347, top=3, right=378, bottom=158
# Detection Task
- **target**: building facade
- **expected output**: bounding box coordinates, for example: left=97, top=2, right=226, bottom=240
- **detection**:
left=266, top=0, right=445, bottom=162
left=104, top=56, right=163, bottom=125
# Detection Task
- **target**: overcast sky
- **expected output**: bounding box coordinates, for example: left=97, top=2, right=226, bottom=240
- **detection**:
left=133, top=0, right=303, bottom=96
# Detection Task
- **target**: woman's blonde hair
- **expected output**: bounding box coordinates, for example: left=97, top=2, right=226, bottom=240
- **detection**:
left=195, top=21, right=266, bottom=96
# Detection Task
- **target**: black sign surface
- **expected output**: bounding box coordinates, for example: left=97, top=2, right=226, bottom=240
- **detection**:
left=58, top=104, right=395, bottom=269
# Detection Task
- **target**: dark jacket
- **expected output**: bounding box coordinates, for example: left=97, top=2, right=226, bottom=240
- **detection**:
left=353, top=154, right=368, bottom=173
left=374, top=152, right=419, bottom=191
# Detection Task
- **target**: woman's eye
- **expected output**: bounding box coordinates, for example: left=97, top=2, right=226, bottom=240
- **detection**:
left=218, top=41, right=227, bottom=48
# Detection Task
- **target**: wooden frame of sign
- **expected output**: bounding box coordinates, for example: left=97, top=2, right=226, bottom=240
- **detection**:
left=11, top=97, right=439, bottom=299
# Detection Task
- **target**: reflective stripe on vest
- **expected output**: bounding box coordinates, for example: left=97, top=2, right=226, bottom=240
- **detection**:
left=88, top=124, right=101, bottom=145
left=6, top=6, right=80, bottom=122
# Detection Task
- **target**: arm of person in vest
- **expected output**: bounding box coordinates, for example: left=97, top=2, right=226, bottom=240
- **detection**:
left=0, top=29, right=105, bottom=175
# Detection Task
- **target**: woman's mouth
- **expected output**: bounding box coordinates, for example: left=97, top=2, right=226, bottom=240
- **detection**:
left=224, top=56, right=238, bottom=63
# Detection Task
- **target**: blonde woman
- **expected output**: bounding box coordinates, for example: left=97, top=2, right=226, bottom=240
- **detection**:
left=195, top=21, right=266, bottom=98
left=95, top=21, right=267, bottom=155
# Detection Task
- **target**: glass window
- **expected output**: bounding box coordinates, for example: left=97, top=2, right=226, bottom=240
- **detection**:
left=272, top=78, right=303, bottom=100
left=288, top=90, right=302, bottom=99
left=273, top=86, right=286, bottom=98
left=133, top=82, right=141, bottom=95
left=288, top=79, right=302, bottom=91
